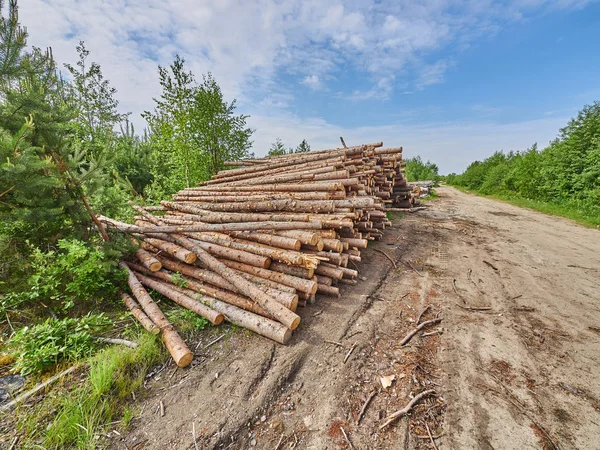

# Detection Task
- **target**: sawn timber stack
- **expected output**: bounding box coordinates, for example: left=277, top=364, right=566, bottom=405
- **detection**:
left=99, top=142, right=408, bottom=367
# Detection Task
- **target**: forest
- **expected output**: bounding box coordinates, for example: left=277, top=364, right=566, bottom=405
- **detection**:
left=446, top=102, right=600, bottom=227
left=0, top=0, right=259, bottom=316
left=0, top=2, right=259, bottom=444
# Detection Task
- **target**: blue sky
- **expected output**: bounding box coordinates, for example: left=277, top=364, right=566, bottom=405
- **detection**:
left=19, top=0, right=600, bottom=173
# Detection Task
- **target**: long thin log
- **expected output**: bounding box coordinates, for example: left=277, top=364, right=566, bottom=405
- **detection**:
left=154, top=255, right=296, bottom=306
left=127, top=263, right=276, bottom=318
left=134, top=273, right=224, bottom=325
left=120, top=262, right=193, bottom=368
left=269, top=262, right=314, bottom=279
left=170, top=235, right=301, bottom=330
left=99, top=216, right=322, bottom=233
left=229, top=231, right=301, bottom=251
left=121, top=292, right=160, bottom=334
left=119, top=292, right=160, bottom=334
left=141, top=238, right=196, bottom=264
left=169, top=285, right=292, bottom=344
left=136, top=247, right=162, bottom=272
left=221, top=260, right=318, bottom=294
left=0, top=365, right=81, bottom=413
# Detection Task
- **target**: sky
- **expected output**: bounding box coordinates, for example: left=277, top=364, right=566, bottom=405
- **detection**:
left=18, top=0, right=600, bottom=174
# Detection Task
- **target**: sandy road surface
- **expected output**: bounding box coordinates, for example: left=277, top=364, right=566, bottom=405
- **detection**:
left=118, top=186, right=600, bottom=450
left=435, top=187, right=600, bottom=450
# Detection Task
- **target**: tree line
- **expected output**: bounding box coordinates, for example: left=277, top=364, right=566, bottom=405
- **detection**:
left=446, top=102, right=600, bottom=225
left=0, top=1, right=310, bottom=313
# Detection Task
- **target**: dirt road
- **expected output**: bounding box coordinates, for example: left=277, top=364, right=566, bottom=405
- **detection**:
left=120, top=186, right=600, bottom=450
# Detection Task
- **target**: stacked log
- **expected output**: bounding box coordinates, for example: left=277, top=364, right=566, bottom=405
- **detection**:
left=99, top=141, right=409, bottom=367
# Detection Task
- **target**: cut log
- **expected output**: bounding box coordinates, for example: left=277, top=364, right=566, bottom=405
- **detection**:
left=221, top=259, right=318, bottom=295
left=169, top=285, right=292, bottom=345
left=136, top=247, right=162, bottom=272
left=121, top=291, right=160, bottom=334
left=133, top=272, right=224, bottom=325
left=141, top=238, right=196, bottom=264
left=119, top=262, right=193, bottom=368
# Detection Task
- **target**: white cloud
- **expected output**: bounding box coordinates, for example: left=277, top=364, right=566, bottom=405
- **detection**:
left=301, top=75, right=323, bottom=90
left=248, top=112, right=572, bottom=174
left=14, top=0, right=592, bottom=170
left=416, top=60, right=452, bottom=90
left=20, top=0, right=593, bottom=121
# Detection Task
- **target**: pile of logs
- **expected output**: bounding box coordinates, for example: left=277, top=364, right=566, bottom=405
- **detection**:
left=99, top=142, right=409, bottom=367
left=409, top=181, right=435, bottom=198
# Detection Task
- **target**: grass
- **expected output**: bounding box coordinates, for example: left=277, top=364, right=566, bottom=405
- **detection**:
left=418, top=189, right=439, bottom=203
left=13, top=332, right=164, bottom=449
left=450, top=185, right=600, bottom=229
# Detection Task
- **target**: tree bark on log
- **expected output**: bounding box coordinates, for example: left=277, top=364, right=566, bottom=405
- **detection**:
left=133, top=272, right=224, bottom=325
left=130, top=263, right=277, bottom=320
left=121, top=291, right=160, bottom=334
left=135, top=245, right=162, bottom=272
left=166, top=235, right=301, bottom=330
left=141, top=239, right=197, bottom=264
left=221, top=259, right=318, bottom=295
left=269, top=262, right=315, bottom=279
left=99, top=216, right=322, bottom=233
left=119, top=262, right=193, bottom=368
left=169, top=285, right=292, bottom=344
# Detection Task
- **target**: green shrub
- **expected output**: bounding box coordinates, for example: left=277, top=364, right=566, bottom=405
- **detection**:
left=9, top=314, right=110, bottom=375
left=25, top=238, right=119, bottom=311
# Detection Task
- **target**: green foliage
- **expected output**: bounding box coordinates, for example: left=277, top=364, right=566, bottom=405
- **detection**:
left=8, top=314, right=109, bottom=375
left=64, top=41, right=129, bottom=149
left=25, top=238, right=121, bottom=310
left=448, top=102, right=600, bottom=226
left=143, top=56, right=253, bottom=192
left=268, top=137, right=288, bottom=156
left=405, top=156, right=440, bottom=181
left=167, top=307, right=209, bottom=333
left=40, top=333, right=163, bottom=449
left=295, top=139, right=311, bottom=153
left=169, top=271, right=188, bottom=288
left=268, top=138, right=311, bottom=156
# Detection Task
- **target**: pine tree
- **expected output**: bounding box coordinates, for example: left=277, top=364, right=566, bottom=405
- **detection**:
left=295, top=139, right=310, bottom=153
left=268, top=138, right=287, bottom=156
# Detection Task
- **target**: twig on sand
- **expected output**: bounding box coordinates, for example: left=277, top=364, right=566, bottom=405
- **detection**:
left=379, top=390, right=436, bottom=430
left=357, top=390, right=378, bottom=424
left=374, top=249, right=397, bottom=268
left=340, top=427, right=354, bottom=450
left=422, top=330, right=442, bottom=337
left=204, top=333, right=226, bottom=349
left=0, top=365, right=80, bottom=413
left=426, top=423, right=439, bottom=450
left=455, top=303, right=492, bottom=312
left=416, top=306, right=430, bottom=324
left=274, top=433, right=285, bottom=450
left=192, top=422, right=199, bottom=450
left=344, top=342, right=358, bottom=364
left=8, top=437, right=18, bottom=450
left=325, top=339, right=344, bottom=347
left=403, top=259, right=423, bottom=276
left=400, top=318, right=442, bottom=346
left=159, top=400, right=165, bottom=417
left=483, top=260, right=499, bottom=271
